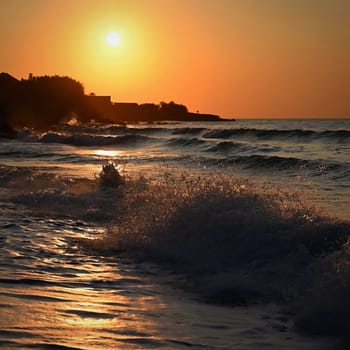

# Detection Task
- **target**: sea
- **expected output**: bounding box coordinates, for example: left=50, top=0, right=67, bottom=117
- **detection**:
left=0, top=119, right=349, bottom=349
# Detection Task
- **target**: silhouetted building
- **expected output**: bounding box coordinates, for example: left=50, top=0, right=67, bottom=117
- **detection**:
left=113, top=102, right=139, bottom=121
left=0, top=71, right=224, bottom=129
left=85, top=95, right=115, bottom=121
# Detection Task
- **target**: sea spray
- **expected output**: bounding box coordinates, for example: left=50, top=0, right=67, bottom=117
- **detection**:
left=97, top=161, right=125, bottom=188
left=1, top=165, right=122, bottom=222
left=73, top=169, right=345, bottom=302
left=2, top=164, right=350, bottom=339
left=83, top=168, right=350, bottom=339
left=292, top=240, right=350, bottom=341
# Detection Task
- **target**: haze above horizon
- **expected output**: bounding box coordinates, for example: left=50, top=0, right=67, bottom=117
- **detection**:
left=1, top=0, right=349, bottom=118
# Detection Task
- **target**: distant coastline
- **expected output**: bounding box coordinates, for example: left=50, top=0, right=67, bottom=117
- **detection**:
left=0, top=72, right=231, bottom=136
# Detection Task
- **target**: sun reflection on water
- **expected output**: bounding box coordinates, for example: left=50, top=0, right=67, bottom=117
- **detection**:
left=92, top=149, right=124, bottom=158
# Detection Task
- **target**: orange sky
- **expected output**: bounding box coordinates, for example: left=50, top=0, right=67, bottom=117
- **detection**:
left=1, top=0, right=349, bottom=118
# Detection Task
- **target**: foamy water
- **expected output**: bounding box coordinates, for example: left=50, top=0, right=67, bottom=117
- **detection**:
left=0, top=185, right=337, bottom=350
left=1, top=119, right=349, bottom=349
left=1, top=119, right=349, bottom=218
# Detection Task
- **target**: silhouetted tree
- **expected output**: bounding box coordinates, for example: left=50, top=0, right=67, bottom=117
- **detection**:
left=13, top=75, right=85, bottom=129
left=0, top=72, right=223, bottom=131
left=138, top=103, right=160, bottom=121
left=0, top=104, right=17, bottom=138
left=159, top=101, right=188, bottom=120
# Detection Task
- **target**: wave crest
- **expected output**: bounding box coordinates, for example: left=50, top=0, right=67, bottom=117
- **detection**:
left=3, top=165, right=350, bottom=338
left=202, top=127, right=350, bottom=141
left=39, top=132, right=150, bottom=146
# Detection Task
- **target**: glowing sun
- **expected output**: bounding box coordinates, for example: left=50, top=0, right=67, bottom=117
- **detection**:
left=106, top=32, right=121, bottom=47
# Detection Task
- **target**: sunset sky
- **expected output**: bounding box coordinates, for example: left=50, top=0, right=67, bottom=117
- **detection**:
left=1, top=0, right=349, bottom=118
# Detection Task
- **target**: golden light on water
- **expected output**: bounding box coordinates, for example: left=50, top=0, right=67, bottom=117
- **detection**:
left=92, top=149, right=123, bottom=158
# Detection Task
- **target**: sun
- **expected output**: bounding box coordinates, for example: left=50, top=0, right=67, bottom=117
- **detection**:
left=106, top=32, right=121, bottom=47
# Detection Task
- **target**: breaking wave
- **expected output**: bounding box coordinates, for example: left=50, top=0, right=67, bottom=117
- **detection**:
left=2, top=164, right=350, bottom=339
left=172, top=127, right=207, bottom=135
left=203, top=127, right=350, bottom=142
left=206, top=141, right=257, bottom=153
left=39, top=132, right=151, bottom=146
left=166, top=137, right=208, bottom=148
left=202, top=154, right=350, bottom=180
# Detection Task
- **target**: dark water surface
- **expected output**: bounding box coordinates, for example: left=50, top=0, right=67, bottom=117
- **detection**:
left=0, top=209, right=334, bottom=350
left=1, top=119, right=349, bottom=218
left=1, top=119, right=349, bottom=349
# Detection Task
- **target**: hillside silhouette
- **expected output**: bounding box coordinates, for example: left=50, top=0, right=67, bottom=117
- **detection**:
left=0, top=72, right=224, bottom=136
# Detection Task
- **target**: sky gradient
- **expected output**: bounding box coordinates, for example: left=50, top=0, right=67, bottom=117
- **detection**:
left=1, top=0, right=349, bottom=118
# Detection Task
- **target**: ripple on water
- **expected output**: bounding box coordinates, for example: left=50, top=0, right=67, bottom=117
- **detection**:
left=0, top=205, right=338, bottom=349
left=61, top=309, right=118, bottom=319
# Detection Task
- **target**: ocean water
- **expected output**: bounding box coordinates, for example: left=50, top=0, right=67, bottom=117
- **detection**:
left=1, top=119, right=349, bottom=219
left=0, top=119, right=349, bottom=349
